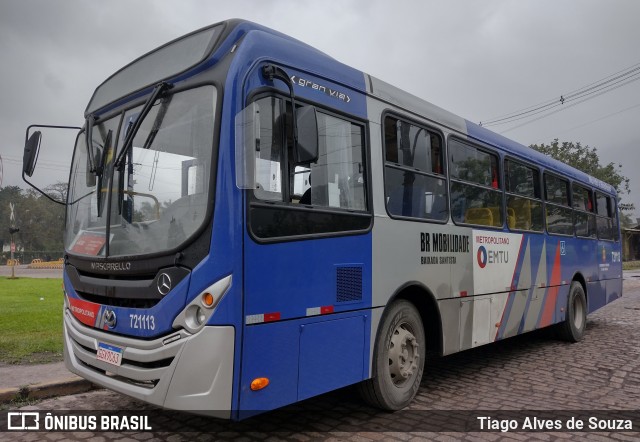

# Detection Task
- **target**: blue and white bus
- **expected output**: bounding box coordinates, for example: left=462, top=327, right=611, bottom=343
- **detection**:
left=23, top=19, right=622, bottom=419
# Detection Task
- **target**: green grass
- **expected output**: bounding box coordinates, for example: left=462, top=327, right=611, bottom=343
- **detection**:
left=0, top=277, right=64, bottom=364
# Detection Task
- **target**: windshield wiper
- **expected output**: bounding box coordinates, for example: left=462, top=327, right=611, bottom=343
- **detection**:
left=142, top=94, right=172, bottom=150
left=96, top=130, right=113, bottom=216
left=114, top=82, right=172, bottom=170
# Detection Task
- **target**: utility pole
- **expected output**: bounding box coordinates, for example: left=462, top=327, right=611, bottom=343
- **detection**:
left=8, top=202, right=19, bottom=279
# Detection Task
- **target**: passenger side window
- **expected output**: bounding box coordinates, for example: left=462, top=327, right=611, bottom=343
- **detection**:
left=505, top=160, right=543, bottom=232
left=383, top=116, right=447, bottom=221
left=573, top=184, right=596, bottom=238
left=544, top=174, right=573, bottom=236
left=449, top=139, right=502, bottom=227
left=595, top=192, right=615, bottom=241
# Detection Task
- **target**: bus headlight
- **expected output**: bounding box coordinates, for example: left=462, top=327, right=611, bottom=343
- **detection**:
left=173, top=275, right=232, bottom=333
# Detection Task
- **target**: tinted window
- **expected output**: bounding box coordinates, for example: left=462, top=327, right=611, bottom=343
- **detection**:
left=572, top=184, right=595, bottom=238
left=383, top=117, right=447, bottom=221
left=545, top=174, right=569, bottom=206
left=596, top=192, right=610, bottom=216
left=449, top=139, right=502, bottom=227
left=544, top=174, right=572, bottom=236
left=450, top=141, right=499, bottom=188
left=595, top=192, right=616, bottom=240
left=385, top=117, right=443, bottom=174
left=505, top=160, right=543, bottom=232
left=546, top=205, right=574, bottom=236
left=505, top=160, right=540, bottom=198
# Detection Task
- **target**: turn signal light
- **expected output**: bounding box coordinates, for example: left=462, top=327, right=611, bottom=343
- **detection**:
left=250, top=377, right=270, bottom=391
left=202, top=292, right=215, bottom=308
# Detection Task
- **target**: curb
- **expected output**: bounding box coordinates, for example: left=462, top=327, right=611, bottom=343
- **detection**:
left=0, top=378, right=97, bottom=404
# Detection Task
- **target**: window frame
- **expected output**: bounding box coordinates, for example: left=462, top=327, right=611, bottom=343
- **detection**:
left=503, top=156, right=544, bottom=233
left=543, top=172, right=574, bottom=237
left=572, top=182, right=596, bottom=239
left=448, top=136, right=504, bottom=229
left=594, top=190, right=617, bottom=242
left=246, top=90, right=373, bottom=243
left=381, top=111, right=449, bottom=224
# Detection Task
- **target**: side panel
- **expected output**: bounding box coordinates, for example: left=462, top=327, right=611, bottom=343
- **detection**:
left=298, top=316, right=367, bottom=400
left=239, top=321, right=300, bottom=413
left=232, top=35, right=373, bottom=413
left=239, top=311, right=370, bottom=413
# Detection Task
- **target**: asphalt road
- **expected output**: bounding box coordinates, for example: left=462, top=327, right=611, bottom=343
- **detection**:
left=3, top=278, right=640, bottom=440
left=0, top=265, right=62, bottom=279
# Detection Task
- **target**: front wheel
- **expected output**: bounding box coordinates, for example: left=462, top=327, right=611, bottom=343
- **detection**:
left=358, top=300, right=425, bottom=410
left=557, top=281, right=587, bottom=342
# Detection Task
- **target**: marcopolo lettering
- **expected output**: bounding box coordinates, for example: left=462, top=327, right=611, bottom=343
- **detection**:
left=90, top=261, right=132, bottom=272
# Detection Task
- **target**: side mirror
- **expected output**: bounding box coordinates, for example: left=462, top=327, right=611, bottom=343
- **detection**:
left=22, top=124, right=81, bottom=206
left=23, top=131, right=42, bottom=177
left=295, top=106, right=319, bottom=164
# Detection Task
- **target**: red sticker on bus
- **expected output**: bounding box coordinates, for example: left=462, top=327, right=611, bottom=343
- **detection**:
left=68, top=297, right=101, bottom=327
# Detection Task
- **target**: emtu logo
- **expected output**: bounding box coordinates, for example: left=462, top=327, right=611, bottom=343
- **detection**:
left=477, top=246, right=488, bottom=269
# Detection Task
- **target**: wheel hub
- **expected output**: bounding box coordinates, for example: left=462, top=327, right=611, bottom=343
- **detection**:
left=388, top=323, right=420, bottom=386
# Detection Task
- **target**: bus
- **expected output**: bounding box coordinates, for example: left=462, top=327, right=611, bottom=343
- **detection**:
left=23, top=19, right=622, bottom=419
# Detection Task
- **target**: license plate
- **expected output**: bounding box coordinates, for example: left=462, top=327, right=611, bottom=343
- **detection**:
left=96, top=342, right=123, bottom=366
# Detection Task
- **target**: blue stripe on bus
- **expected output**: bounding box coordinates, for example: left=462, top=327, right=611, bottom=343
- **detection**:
left=221, top=24, right=369, bottom=416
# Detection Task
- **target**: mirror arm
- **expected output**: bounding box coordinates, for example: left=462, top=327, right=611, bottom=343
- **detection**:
left=22, top=124, right=81, bottom=206
left=262, top=64, right=298, bottom=147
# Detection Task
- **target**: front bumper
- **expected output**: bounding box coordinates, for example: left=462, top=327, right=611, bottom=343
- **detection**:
left=63, top=309, right=234, bottom=418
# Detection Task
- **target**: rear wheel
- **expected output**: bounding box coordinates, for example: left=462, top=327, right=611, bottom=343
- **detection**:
left=557, top=281, right=587, bottom=342
left=359, top=300, right=425, bottom=410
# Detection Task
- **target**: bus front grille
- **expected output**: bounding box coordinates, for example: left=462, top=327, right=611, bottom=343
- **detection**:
left=65, top=311, right=188, bottom=391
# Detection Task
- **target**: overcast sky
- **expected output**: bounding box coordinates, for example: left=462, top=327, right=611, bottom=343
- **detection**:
left=1, top=0, right=639, bottom=220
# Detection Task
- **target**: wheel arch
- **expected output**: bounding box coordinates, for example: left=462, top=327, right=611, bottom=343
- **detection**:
left=377, top=281, right=443, bottom=359
left=571, top=271, right=588, bottom=309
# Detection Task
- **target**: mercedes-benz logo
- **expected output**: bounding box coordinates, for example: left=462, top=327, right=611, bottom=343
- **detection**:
left=157, top=273, right=172, bottom=296
left=103, top=310, right=117, bottom=328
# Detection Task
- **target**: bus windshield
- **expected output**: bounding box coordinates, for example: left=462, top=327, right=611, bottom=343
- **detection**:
left=65, top=86, right=217, bottom=257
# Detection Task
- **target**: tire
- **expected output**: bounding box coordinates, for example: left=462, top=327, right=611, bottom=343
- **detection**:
left=557, top=281, right=587, bottom=342
left=358, top=300, right=425, bottom=410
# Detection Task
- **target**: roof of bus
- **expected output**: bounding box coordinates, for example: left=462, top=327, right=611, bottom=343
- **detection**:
left=364, top=73, right=616, bottom=196
left=464, top=120, right=616, bottom=195
left=87, top=18, right=617, bottom=197
left=226, top=20, right=616, bottom=196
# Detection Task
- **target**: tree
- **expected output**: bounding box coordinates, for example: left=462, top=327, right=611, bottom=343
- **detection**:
left=529, top=139, right=634, bottom=226
left=44, top=181, right=68, bottom=202
left=0, top=184, right=66, bottom=263
left=530, top=140, right=630, bottom=194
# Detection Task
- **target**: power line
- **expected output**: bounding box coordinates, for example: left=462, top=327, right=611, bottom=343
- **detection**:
left=535, top=101, right=640, bottom=141
left=500, top=75, right=640, bottom=134
left=480, top=61, right=640, bottom=128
